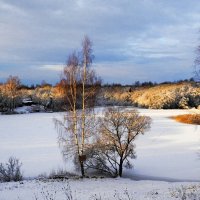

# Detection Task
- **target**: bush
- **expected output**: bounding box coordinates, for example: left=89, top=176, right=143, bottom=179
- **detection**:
left=0, top=157, right=23, bottom=182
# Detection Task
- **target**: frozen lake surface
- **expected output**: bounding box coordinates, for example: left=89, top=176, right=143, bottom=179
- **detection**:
left=0, top=108, right=199, bottom=180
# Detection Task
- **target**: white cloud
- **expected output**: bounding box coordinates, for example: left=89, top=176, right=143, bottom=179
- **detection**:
left=37, top=64, right=64, bottom=72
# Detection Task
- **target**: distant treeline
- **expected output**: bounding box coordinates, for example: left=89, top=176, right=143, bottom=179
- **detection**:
left=99, top=81, right=200, bottom=109
left=102, top=78, right=196, bottom=88
left=0, top=76, right=199, bottom=113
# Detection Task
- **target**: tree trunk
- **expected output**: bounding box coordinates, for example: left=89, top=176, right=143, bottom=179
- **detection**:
left=119, top=159, right=123, bottom=177
left=80, top=161, right=85, bottom=177
left=81, top=57, right=86, bottom=156
left=12, top=97, right=15, bottom=111
left=9, top=100, right=12, bottom=112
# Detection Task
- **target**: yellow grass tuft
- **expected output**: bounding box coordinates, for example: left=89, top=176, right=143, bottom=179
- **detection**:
left=172, top=114, right=200, bottom=125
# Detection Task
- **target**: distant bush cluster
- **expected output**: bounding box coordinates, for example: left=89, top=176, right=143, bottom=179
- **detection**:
left=102, top=82, right=200, bottom=109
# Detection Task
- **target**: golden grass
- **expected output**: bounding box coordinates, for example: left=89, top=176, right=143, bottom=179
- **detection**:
left=172, top=114, right=200, bottom=125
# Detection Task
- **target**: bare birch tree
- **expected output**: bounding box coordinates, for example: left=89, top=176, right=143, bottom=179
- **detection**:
left=55, top=51, right=83, bottom=173
left=55, top=36, right=101, bottom=177
left=80, top=36, right=93, bottom=159
left=78, top=35, right=101, bottom=176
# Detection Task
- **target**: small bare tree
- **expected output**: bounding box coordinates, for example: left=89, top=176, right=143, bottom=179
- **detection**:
left=85, top=107, right=151, bottom=177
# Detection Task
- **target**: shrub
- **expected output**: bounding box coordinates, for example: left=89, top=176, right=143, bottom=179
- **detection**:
left=171, top=185, right=200, bottom=200
left=0, top=157, right=23, bottom=182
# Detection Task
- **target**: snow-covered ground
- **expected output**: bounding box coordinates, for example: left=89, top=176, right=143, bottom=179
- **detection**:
left=1, top=178, right=200, bottom=200
left=0, top=107, right=200, bottom=199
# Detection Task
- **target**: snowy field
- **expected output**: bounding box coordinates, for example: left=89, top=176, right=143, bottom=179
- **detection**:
left=1, top=178, right=200, bottom=200
left=0, top=107, right=200, bottom=199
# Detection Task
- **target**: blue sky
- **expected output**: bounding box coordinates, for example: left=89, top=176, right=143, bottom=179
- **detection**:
left=0, top=0, right=200, bottom=85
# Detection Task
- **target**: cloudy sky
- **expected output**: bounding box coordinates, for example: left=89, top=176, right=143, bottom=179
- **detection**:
left=0, top=0, right=200, bottom=85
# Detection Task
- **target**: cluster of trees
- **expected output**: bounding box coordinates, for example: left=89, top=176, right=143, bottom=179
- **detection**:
left=57, top=106, right=151, bottom=177
left=131, top=83, right=200, bottom=109
left=102, top=82, right=200, bottom=109
left=0, top=79, right=59, bottom=113
left=0, top=77, right=87, bottom=113
left=55, top=36, right=151, bottom=177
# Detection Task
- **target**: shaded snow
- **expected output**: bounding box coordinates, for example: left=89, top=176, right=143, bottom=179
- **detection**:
left=131, top=108, right=200, bottom=181
left=14, top=106, right=32, bottom=113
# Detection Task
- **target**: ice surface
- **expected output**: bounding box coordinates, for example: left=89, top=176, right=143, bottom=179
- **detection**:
left=0, top=108, right=199, bottom=180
